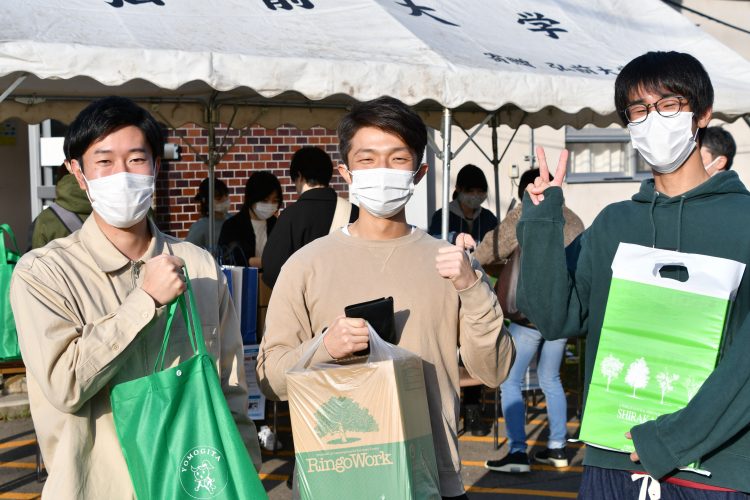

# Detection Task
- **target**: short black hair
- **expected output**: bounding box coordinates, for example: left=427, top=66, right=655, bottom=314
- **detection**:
left=338, top=96, right=427, bottom=169
left=452, top=164, right=488, bottom=200
left=289, top=146, right=333, bottom=187
left=195, top=177, right=230, bottom=216
left=518, top=168, right=553, bottom=200
left=702, top=126, right=736, bottom=170
left=614, top=51, right=713, bottom=126
left=456, top=164, right=488, bottom=191
left=243, top=171, right=282, bottom=210
left=67, top=96, right=164, bottom=170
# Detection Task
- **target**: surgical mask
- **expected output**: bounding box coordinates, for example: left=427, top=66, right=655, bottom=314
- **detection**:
left=628, top=111, right=698, bottom=174
left=458, top=192, right=486, bottom=210
left=348, top=167, right=416, bottom=218
left=253, top=202, right=278, bottom=220
left=214, top=199, right=231, bottom=215
left=83, top=171, right=154, bottom=228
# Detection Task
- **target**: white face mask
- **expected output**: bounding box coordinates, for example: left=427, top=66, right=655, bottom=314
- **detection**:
left=214, top=199, right=231, bottom=215
left=348, top=167, right=416, bottom=218
left=83, top=171, right=154, bottom=228
left=253, top=202, right=278, bottom=220
left=458, top=192, right=486, bottom=210
left=628, top=111, right=698, bottom=174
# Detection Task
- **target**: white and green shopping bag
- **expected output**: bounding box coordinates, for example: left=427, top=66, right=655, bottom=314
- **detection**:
left=579, top=243, right=745, bottom=471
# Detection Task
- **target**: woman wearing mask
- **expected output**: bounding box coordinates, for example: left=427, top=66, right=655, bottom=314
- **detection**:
left=186, top=177, right=230, bottom=252
left=219, top=171, right=282, bottom=267
left=429, top=164, right=498, bottom=243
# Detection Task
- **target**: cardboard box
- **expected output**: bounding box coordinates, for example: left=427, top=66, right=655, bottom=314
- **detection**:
left=287, top=356, right=440, bottom=499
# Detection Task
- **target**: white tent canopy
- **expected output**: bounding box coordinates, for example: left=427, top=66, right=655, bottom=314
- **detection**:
left=2, top=0, right=749, bottom=238
left=2, top=0, right=749, bottom=130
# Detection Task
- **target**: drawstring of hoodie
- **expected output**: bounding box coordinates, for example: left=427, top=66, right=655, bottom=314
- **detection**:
left=648, top=191, right=686, bottom=253
left=649, top=191, right=658, bottom=247
left=676, top=196, right=686, bottom=252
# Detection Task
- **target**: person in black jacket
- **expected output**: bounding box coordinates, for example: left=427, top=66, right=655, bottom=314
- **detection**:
left=429, top=164, right=497, bottom=243
left=261, top=147, right=358, bottom=287
left=218, top=171, right=281, bottom=267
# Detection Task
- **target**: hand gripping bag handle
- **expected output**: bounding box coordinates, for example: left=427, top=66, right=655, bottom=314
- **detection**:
left=290, top=321, right=413, bottom=374
left=154, top=267, right=206, bottom=373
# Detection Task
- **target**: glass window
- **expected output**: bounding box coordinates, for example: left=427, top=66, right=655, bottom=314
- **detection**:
left=565, top=125, right=649, bottom=183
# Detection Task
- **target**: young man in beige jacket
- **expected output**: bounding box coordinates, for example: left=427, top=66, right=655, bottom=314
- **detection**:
left=10, top=96, right=261, bottom=499
left=257, top=96, right=514, bottom=499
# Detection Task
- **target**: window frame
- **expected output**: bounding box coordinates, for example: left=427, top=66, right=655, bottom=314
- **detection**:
left=564, top=126, right=650, bottom=184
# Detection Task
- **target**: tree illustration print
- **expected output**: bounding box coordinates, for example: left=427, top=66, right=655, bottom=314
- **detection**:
left=655, top=371, right=680, bottom=404
left=314, top=396, right=378, bottom=444
left=600, top=354, right=624, bottom=391
left=625, top=358, right=649, bottom=398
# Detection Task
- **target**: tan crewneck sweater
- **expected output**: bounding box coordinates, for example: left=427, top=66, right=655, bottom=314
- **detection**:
left=257, top=228, right=513, bottom=496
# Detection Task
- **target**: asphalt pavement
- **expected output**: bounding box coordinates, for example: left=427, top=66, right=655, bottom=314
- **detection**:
left=0, top=391, right=583, bottom=499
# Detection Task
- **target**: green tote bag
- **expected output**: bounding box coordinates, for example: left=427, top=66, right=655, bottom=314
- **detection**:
left=0, top=224, right=21, bottom=360
left=110, top=274, right=268, bottom=500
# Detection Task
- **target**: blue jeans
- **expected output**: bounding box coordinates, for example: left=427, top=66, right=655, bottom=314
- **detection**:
left=500, top=322, right=568, bottom=453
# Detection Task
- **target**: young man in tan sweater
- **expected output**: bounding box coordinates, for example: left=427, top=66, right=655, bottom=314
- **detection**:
left=257, top=96, right=514, bottom=499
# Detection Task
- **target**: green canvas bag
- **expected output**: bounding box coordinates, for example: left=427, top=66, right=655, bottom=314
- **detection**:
left=579, top=243, right=745, bottom=474
left=0, top=224, right=21, bottom=360
left=110, top=273, right=268, bottom=499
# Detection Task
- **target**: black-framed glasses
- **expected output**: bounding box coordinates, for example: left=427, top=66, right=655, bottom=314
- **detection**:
left=624, top=96, right=688, bottom=124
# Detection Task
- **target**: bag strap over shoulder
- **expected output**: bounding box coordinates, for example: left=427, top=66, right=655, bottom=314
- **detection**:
left=492, top=226, right=501, bottom=263
left=48, top=202, right=84, bottom=233
left=329, top=196, right=352, bottom=234
left=495, top=244, right=525, bottom=322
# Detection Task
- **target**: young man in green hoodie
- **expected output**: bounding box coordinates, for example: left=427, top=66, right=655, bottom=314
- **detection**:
left=518, top=51, right=750, bottom=497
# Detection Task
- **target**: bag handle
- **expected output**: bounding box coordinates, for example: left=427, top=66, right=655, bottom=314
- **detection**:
left=289, top=323, right=412, bottom=374
left=154, top=267, right=207, bottom=372
left=1, top=224, right=20, bottom=262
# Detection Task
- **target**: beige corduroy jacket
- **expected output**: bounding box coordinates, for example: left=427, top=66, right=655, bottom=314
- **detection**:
left=10, top=217, right=261, bottom=499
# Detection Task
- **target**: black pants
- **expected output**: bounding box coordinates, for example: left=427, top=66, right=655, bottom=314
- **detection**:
left=443, top=495, right=469, bottom=500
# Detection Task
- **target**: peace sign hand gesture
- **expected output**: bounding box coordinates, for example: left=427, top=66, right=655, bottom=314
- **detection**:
left=526, top=146, right=569, bottom=205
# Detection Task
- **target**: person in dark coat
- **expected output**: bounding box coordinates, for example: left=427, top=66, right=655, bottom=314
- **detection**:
left=218, top=171, right=281, bottom=267
left=261, top=146, right=358, bottom=287
left=429, top=164, right=497, bottom=243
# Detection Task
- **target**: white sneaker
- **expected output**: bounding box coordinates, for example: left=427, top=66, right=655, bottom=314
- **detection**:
left=258, top=425, right=282, bottom=451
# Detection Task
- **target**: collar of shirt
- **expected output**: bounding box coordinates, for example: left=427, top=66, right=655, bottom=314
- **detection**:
left=79, top=216, right=166, bottom=273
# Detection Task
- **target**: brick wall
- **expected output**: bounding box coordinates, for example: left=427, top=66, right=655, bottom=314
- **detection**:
left=154, top=123, right=347, bottom=238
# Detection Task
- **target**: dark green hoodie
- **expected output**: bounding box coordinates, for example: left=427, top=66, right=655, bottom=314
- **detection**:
left=517, top=170, right=750, bottom=491
left=31, top=174, right=92, bottom=249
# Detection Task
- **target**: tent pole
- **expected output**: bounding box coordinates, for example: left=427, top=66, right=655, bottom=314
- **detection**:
left=0, top=74, right=27, bottom=104
left=207, top=97, right=218, bottom=257
left=441, top=108, right=452, bottom=240
left=491, top=114, right=500, bottom=218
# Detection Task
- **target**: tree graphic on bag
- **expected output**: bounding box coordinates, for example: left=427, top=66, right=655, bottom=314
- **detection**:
left=625, top=357, right=650, bottom=398
left=600, top=354, right=624, bottom=392
left=656, top=371, right=680, bottom=404
left=314, top=396, right=378, bottom=444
